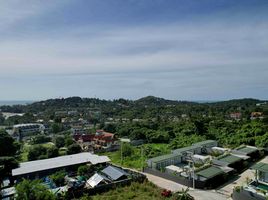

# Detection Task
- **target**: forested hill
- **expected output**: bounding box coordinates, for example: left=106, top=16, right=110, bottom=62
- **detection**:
left=1, top=96, right=268, bottom=148
left=134, top=96, right=197, bottom=106
left=0, top=96, right=265, bottom=113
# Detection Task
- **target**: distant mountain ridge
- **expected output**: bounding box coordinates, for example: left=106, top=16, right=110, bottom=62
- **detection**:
left=135, top=96, right=197, bottom=106
left=0, top=96, right=265, bottom=113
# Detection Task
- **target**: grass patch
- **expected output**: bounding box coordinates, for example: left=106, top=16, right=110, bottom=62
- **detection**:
left=100, top=143, right=171, bottom=170
left=83, top=181, right=169, bottom=200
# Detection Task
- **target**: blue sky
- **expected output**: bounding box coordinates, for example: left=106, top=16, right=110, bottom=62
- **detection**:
left=0, top=0, right=268, bottom=101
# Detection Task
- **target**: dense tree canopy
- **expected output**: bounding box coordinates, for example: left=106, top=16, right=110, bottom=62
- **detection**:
left=67, top=144, right=82, bottom=155
left=15, top=179, right=55, bottom=200
left=0, top=129, right=20, bottom=157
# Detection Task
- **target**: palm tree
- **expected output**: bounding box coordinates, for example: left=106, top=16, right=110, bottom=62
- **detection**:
left=173, top=187, right=194, bottom=200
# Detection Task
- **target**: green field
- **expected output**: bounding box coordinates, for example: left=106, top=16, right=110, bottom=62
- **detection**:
left=100, top=143, right=171, bottom=170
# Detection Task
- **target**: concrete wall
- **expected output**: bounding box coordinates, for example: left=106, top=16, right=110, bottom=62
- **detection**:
left=232, top=188, right=267, bottom=200
left=148, top=155, right=182, bottom=170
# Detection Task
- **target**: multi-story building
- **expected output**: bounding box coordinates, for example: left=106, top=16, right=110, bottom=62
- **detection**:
left=13, top=123, right=45, bottom=140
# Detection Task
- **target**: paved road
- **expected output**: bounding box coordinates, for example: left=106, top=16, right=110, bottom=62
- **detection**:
left=144, top=156, right=268, bottom=200
left=145, top=173, right=229, bottom=200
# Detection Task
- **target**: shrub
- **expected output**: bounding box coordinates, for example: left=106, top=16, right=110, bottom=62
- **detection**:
left=78, top=165, right=90, bottom=176
left=67, top=144, right=82, bottom=155
left=50, top=170, right=66, bottom=187
left=47, top=146, right=59, bottom=158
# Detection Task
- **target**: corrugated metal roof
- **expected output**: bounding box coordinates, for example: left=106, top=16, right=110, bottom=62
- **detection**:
left=148, top=153, right=181, bottom=163
left=101, top=166, right=128, bottom=181
left=196, top=166, right=224, bottom=179
left=86, top=173, right=108, bottom=188
left=236, top=146, right=258, bottom=154
left=12, top=152, right=110, bottom=176
left=218, top=155, right=242, bottom=164
left=172, top=146, right=200, bottom=154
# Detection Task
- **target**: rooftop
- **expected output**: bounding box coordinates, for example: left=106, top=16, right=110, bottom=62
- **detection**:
left=148, top=153, right=181, bottom=163
left=218, top=155, right=242, bottom=164
left=12, top=152, right=110, bottom=176
left=101, top=165, right=128, bottom=181
left=172, top=146, right=200, bottom=154
left=236, top=146, right=258, bottom=154
left=13, top=123, right=43, bottom=128
left=86, top=173, right=109, bottom=188
left=193, top=140, right=217, bottom=146
left=196, top=166, right=224, bottom=179
left=251, top=162, right=268, bottom=173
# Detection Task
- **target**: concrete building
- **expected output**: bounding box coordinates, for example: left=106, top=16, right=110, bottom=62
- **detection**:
left=147, top=154, right=182, bottom=170
left=12, top=152, right=110, bottom=180
left=13, top=123, right=45, bottom=140
left=148, top=140, right=218, bottom=170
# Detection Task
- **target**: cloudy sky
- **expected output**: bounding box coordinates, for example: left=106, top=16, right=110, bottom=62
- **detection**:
left=0, top=0, right=268, bottom=101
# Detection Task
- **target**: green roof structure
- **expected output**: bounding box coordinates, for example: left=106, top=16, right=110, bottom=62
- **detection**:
left=236, top=146, right=258, bottom=154
left=148, top=154, right=181, bottom=163
left=218, top=155, right=242, bottom=164
left=196, top=166, right=224, bottom=179
left=251, top=162, right=268, bottom=173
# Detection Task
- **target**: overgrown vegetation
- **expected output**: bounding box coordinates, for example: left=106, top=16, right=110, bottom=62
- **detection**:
left=102, top=143, right=171, bottom=170
left=81, top=181, right=194, bottom=200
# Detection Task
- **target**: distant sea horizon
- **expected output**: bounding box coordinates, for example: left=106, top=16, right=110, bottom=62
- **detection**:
left=0, top=100, right=35, bottom=106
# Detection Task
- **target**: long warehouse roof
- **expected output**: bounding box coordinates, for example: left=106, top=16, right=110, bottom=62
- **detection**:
left=12, top=152, right=110, bottom=176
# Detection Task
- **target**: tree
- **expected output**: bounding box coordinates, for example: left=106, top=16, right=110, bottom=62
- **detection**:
left=193, top=119, right=208, bottom=135
left=103, top=123, right=116, bottom=133
left=147, top=130, right=169, bottom=143
left=52, top=123, right=62, bottom=134
left=0, top=157, right=18, bottom=186
left=64, top=136, right=74, bottom=147
left=77, top=165, right=90, bottom=176
left=50, top=170, right=66, bottom=187
left=255, top=132, right=268, bottom=147
left=28, top=145, right=47, bottom=161
left=55, top=136, right=65, bottom=148
left=15, top=179, right=55, bottom=200
left=31, top=135, right=51, bottom=145
left=0, top=113, right=4, bottom=125
left=121, top=143, right=134, bottom=157
left=0, top=129, right=20, bottom=157
left=47, top=146, right=59, bottom=158
left=67, top=144, right=82, bottom=155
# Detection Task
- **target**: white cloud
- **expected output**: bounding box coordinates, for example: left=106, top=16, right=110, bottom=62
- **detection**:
left=0, top=22, right=268, bottom=76
left=0, top=1, right=69, bottom=31
left=0, top=1, right=268, bottom=100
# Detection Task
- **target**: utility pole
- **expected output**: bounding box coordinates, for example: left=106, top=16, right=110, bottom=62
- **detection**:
left=188, top=160, right=195, bottom=189
left=192, top=163, right=195, bottom=189
left=140, top=145, right=143, bottom=172
left=121, top=140, right=123, bottom=165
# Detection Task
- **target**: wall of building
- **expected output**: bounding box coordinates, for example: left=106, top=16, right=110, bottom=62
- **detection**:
left=148, top=155, right=182, bottom=170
